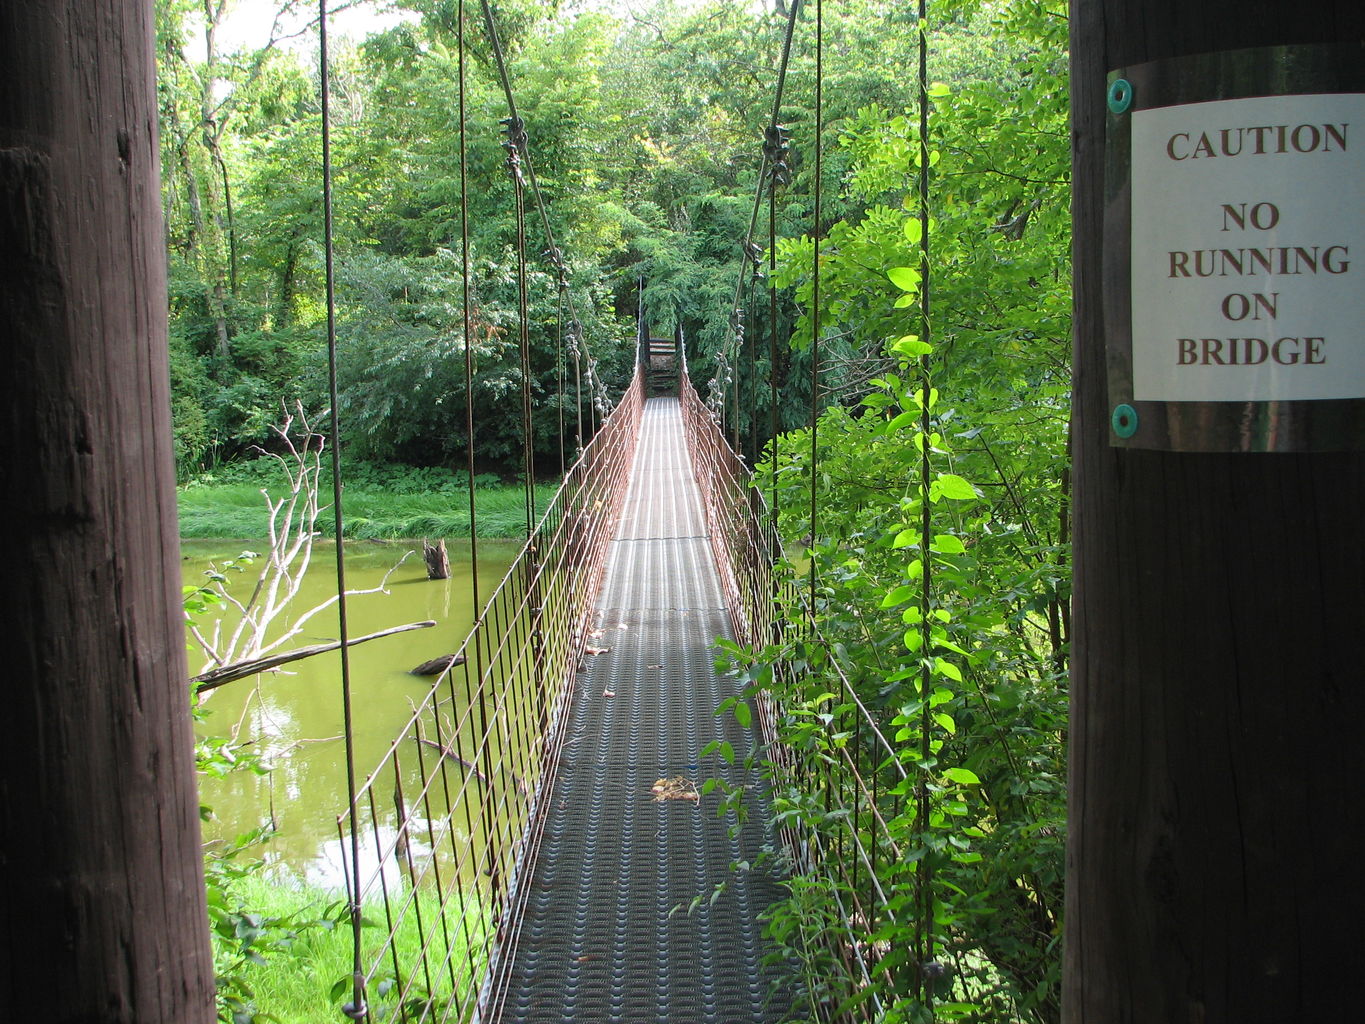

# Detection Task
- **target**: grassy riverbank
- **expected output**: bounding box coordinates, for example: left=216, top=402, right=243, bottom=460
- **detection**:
left=179, top=461, right=559, bottom=540
left=216, top=874, right=484, bottom=1023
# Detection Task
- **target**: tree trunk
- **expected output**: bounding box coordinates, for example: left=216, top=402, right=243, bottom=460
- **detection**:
left=0, top=1, right=216, bottom=1019
left=1067, top=3, right=1365, bottom=1022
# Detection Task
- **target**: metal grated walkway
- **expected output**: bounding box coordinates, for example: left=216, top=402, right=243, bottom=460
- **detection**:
left=488, top=397, right=788, bottom=1023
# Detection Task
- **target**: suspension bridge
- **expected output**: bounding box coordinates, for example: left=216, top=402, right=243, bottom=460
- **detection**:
left=320, top=1, right=937, bottom=1021
left=335, top=343, right=795, bottom=1023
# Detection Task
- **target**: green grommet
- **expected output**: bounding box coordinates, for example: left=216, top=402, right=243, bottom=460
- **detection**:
left=1111, top=403, right=1139, bottom=438
left=1108, top=78, right=1133, bottom=114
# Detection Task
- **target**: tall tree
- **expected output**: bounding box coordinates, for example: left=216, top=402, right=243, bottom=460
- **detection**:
left=1068, top=2, right=1365, bottom=1021
left=0, top=0, right=215, bottom=1019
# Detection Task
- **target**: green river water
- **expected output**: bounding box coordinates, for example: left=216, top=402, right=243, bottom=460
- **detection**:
left=183, top=538, right=519, bottom=889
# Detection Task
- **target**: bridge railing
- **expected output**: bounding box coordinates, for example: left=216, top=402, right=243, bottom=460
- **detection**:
left=679, top=354, right=775, bottom=651
left=337, top=366, right=643, bottom=1024
left=679, top=366, right=923, bottom=1022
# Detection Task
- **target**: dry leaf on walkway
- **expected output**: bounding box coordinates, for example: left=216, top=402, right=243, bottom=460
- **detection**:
left=588, top=628, right=606, bottom=639
left=651, top=777, right=699, bottom=802
left=585, top=645, right=609, bottom=655
left=602, top=689, right=616, bottom=698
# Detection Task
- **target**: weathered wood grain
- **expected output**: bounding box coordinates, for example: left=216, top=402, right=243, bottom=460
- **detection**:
left=1068, top=3, right=1365, bottom=1021
left=0, top=1, right=215, bottom=1019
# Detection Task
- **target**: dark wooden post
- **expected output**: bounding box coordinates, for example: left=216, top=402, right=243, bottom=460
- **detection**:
left=1068, top=3, right=1365, bottom=1022
left=0, top=1, right=215, bottom=1020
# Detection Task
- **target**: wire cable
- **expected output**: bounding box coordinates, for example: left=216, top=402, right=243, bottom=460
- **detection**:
left=808, top=0, right=822, bottom=628
left=478, top=0, right=612, bottom=423
left=915, top=0, right=938, bottom=1015
left=317, top=4, right=365, bottom=1019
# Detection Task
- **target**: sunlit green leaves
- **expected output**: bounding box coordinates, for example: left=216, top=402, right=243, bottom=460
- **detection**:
left=930, top=473, right=977, bottom=502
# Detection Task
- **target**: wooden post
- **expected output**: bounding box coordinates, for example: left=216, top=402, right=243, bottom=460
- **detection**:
left=1068, top=3, right=1365, bottom=1022
left=0, top=1, right=215, bottom=1019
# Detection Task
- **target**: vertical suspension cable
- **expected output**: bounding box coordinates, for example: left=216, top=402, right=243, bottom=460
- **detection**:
left=457, top=0, right=502, bottom=944
left=915, top=0, right=937, bottom=1015
left=760, top=0, right=799, bottom=589
left=557, top=293, right=566, bottom=477
left=807, top=0, right=822, bottom=629
left=459, top=0, right=480, bottom=609
left=506, top=130, right=536, bottom=536
left=746, top=266, right=758, bottom=467
left=318, top=4, right=364, bottom=1020
left=766, top=157, right=782, bottom=571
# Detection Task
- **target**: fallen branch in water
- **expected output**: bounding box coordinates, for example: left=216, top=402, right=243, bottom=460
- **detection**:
left=415, top=737, right=490, bottom=786
left=193, top=620, right=437, bottom=692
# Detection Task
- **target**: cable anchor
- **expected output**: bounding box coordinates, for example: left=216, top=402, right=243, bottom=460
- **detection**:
left=545, top=245, right=570, bottom=290
left=500, top=115, right=528, bottom=183
left=763, top=124, right=792, bottom=191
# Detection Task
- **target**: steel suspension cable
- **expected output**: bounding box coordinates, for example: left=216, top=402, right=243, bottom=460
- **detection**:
left=767, top=158, right=781, bottom=558
left=478, top=0, right=611, bottom=424
left=708, top=0, right=803, bottom=424
left=459, top=0, right=480, bottom=611
left=504, top=117, right=538, bottom=535
left=556, top=293, right=566, bottom=476
left=915, top=0, right=938, bottom=1014
left=317, top=4, right=364, bottom=1020
left=808, top=0, right=822, bottom=628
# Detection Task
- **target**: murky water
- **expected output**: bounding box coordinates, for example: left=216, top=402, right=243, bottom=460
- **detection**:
left=183, top=538, right=519, bottom=888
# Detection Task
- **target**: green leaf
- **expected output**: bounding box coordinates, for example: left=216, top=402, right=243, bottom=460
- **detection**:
left=886, top=410, right=918, bottom=432
left=732, top=701, right=752, bottom=729
left=943, top=767, right=981, bottom=786
left=932, top=474, right=977, bottom=501
left=881, top=584, right=915, bottom=607
left=931, top=533, right=966, bottom=554
left=886, top=266, right=920, bottom=292
left=891, top=334, right=932, bottom=358
left=933, top=657, right=963, bottom=683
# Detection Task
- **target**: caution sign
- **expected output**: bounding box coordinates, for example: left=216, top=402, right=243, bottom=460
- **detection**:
left=1132, top=94, right=1362, bottom=402
left=1105, top=46, right=1365, bottom=451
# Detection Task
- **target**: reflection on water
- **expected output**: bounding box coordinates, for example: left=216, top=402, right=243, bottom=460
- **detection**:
left=184, top=538, right=518, bottom=889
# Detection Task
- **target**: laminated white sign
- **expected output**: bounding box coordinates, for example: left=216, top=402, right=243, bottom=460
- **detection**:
left=1130, top=92, right=1364, bottom=403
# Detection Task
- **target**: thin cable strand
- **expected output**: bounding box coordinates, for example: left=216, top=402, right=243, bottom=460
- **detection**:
left=808, top=0, right=822, bottom=628
left=478, top=0, right=611, bottom=419
left=916, top=0, right=937, bottom=1015
left=459, top=0, right=480, bottom=609
left=318, top=3, right=365, bottom=1018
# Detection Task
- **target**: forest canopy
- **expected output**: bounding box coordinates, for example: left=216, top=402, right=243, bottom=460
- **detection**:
left=159, top=0, right=1067, bottom=483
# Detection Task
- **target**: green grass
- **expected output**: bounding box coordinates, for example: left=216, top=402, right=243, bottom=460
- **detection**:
left=219, top=873, right=488, bottom=1023
left=178, top=479, right=560, bottom=540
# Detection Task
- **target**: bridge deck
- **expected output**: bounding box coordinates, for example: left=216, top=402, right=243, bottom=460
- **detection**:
left=489, top=397, right=787, bottom=1023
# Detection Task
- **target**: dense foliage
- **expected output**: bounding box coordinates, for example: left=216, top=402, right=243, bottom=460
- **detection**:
left=740, top=2, right=1071, bottom=1020
left=164, top=1, right=1071, bottom=1021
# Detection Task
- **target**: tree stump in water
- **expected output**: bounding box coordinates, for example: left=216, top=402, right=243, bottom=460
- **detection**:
left=423, top=538, right=450, bottom=580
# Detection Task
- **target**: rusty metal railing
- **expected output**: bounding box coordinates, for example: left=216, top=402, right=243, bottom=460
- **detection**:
left=336, top=367, right=643, bottom=1024
left=679, top=349, right=774, bottom=651
left=679, top=365, right=928, bottom=1022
